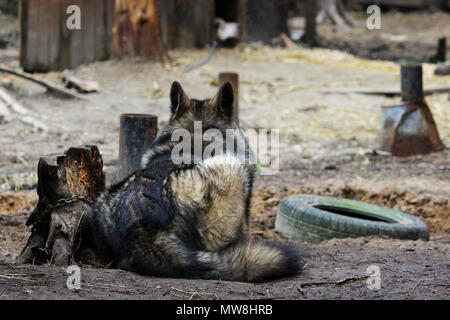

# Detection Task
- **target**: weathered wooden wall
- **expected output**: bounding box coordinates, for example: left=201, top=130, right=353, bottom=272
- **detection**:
left=159, top=0, right=214, bottom=49
left=20, top=0, right=114, bottom=72
left=112, top=0, right=163, bottom=59
left=245, top=0, right=288, bottom=43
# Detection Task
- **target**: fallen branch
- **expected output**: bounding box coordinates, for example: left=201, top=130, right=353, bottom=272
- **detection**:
left=297, top=275, right=370, bottom=292
left=0, top=88, right=48, bottom=130
left=170, top=287, right=221, bottom=300
left=0, top=274, right=36, bottom=283
left=0, top=88, right=28, bottom=114
left=0, top=101, right=11, bottom=122
left=318, top=86, right=450, bottom=96
left=0, top=65, right=83, bottom=99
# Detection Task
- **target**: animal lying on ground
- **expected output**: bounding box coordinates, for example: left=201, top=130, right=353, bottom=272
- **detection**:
left=81, top=81, right=303, bottom=282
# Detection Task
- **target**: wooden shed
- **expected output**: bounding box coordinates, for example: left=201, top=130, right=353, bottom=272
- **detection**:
left=20, top=0, right=115, bottom=72
left=19, top=0, right=290, bottom=72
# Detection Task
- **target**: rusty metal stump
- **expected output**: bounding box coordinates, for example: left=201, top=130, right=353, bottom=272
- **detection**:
left=380, top=65, right=444, bottom=156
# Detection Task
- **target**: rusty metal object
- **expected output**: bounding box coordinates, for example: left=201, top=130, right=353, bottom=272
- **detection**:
left=380, top=65, right=444, bottom=156
left=218, top=72, right=239, bottom=121
left=119, top=114, right=158, bottom=180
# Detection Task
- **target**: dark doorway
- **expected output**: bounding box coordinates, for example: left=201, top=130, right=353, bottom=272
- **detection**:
left=215, top=0, right=239, bottom=22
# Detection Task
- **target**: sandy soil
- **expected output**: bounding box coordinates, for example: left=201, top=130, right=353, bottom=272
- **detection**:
left=0, top=12, right=449, bottom=299
left=0, top=234, right=448, bottom=300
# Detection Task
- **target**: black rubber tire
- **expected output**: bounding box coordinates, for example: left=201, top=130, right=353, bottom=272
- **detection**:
left=275, top=195, right=429, bottom=243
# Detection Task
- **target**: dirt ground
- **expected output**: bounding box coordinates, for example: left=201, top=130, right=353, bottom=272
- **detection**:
left=0, top=11, right=449, bottom=299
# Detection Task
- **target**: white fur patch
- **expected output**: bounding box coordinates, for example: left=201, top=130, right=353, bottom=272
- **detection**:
left=141, top=149, right=156, bottom=168
left=200, top=152, right=241, bottom=168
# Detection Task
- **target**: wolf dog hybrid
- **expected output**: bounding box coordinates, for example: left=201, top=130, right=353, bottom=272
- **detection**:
left=82, top=82, right=302, bottom=282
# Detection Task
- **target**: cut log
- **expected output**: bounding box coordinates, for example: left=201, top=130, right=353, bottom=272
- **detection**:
left=62, top=75, right=100, bottom=93
left=16, top=146, right=105, bottom=266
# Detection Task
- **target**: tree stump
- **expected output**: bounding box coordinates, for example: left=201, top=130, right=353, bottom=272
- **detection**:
left=16, top=145, right=105, bottom=266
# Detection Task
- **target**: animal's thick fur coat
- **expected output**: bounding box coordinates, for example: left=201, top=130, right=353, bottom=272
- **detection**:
left=82, top=82, right=302, bottom=282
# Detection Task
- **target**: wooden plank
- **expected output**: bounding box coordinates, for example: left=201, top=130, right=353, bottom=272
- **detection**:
left=356, top=0, right=430, bottom=8
left=318, top=86, right=450, bottom=96
left=20, top=0, right=114, bottom=72
left=47, top=0, right=60, bottom=69
left=159, top=0, right=214, bottom=49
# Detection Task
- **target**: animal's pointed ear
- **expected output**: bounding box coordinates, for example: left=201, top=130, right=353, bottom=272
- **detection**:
left=212, top=82, right=234, bottom=119
left=170, top=81, right=190, bottom=115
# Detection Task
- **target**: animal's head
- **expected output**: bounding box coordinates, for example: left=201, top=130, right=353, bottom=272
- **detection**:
left=141, top=81, right=242, bottom=168
left=168, top=81, right=235, bottom=132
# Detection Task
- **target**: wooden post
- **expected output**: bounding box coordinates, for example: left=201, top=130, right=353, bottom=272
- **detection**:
left=401, top=65, right=423, bottom=102
left=218, top=72, right=239, bottom=122
left=436, top=37, right=446, bottom=63
left=17, top=145, right=105, bottom=265
left=119, top=114, right=158, bottom=180
left=304, top=0, right=318, bottom=47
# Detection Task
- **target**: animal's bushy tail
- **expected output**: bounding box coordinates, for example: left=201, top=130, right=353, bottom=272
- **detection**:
left=198, top=239, right=303, bottom=282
